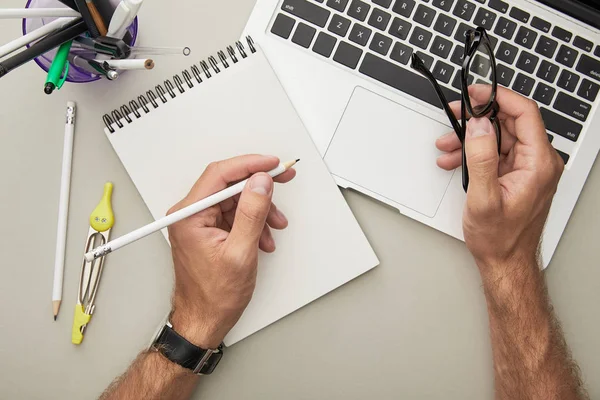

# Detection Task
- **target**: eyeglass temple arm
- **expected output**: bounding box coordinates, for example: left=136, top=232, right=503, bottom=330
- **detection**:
left=410, top=54, right=464, bottom=144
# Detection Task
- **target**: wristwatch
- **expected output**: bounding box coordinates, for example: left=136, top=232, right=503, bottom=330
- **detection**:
left=150, top=320, right=224, bottom=375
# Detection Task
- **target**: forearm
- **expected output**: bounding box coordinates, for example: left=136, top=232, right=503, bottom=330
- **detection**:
left=99, top=351, right=199, bottom=400
left=479, top=256, right=587, bottom=400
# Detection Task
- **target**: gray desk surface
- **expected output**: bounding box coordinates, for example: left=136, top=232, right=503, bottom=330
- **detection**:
left=0, top=1, right=598, bottom=398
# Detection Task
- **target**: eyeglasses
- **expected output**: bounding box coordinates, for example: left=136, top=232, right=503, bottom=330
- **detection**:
left=411, top=27, right=501, bottom=192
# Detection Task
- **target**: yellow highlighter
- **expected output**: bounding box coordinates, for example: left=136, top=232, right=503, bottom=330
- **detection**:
left=72, top=183, right=115, bottom=345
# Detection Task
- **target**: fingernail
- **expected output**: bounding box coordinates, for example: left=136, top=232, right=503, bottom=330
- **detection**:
left=275, top=208, right=288, bottom=224
left=249, top=173, right=273, bottom=196
left=467, top=118, right=492, bottom=138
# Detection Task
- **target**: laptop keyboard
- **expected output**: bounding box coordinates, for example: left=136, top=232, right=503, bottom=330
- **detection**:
left=270, top=0, right=600, bottom=165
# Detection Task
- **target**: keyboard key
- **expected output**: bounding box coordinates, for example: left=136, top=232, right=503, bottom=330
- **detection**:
left=347, top=0, right=371, bottom=21
left=373, top=0, right=393, bottom=8
left=453, top=0, right=476, bottom=21
left=392, top=0, right=416, bottom=17
left=369, top=32, right=393, bottom=55
left=470, top=53, right=491, bottom=78
left=452, top=71, right=474, bottom=90
left=509, top=7, right=529, bottom=23
left=416, top=51, right=434, bottom=69
left=488, top=0, right=508, bottom=14
left=534, top=36, right=558, bottom=58
left=359, top=52, right=461, bottom=107
left=547, top=133, right=554, bottom=143
left=556, top=149, right=569, bottom=164
left=556, top=45, right=578, bottom=68
left=551, top=26, right=572, bottom=42
left=557, top=70, right=580, bottom=92
left=450, top=45, right=465, bottom=66
left=515, top=26, right=537, bottom=49
left=512, top=73, right=535, bottom=96
left=554, top=92, right=591, bottom=122
left=530, top=16, right=551, bottom=33
left=389, top=17, right=412, bottom=40
left=368, top=8, right=392, bottom=30
left=409, top=26, right=433, bottom=49
left=516, top=51, right=539, bottom=74
left=496, top=41, right=518, bottom=64
left=349, top=24, right=372, bottom=46
left=329, top=14, right=352, bottom=36
left=577, top=79, right=600, bottom=102
left=282, top=0, right=331, bottom=27
left=497, top=64, right=515, bottom=86
left=434, top=13, right=457, bottom=36
left=532, top=82, right=555, bottom=105
left=454, top=22, right=473, bottom=43
left=494, top=17, right=517, bottom=40
left=433, top=60, right=455, bottom=83
left=432, top=0, right=453, bottom=12
left=313, top=32, right=337, bottom=57
left=431, top=36, right=453, bottom=58
left=292, top=22, right=317, bottom=48
left=540, top=108, right=582, bottom=141
left=487, top=34, right=498, bottom=50
left=595, top=46, right=600, bottom=57
left=536, top=60, right=559, bottom=83
left=390, top=42, right=413, bottom=64
left=473, top=8, right=496, bottom=30
left=326, top=0, right=349, bottom=12
left=413, top=4, right=436, bottom=27
left=333, top=41, right=363, bottom=68
left=576, top=54, right=600, bottom=82
left=573, top=36, right=593, bottom=52
left=271, top=13, right=296, bottom=39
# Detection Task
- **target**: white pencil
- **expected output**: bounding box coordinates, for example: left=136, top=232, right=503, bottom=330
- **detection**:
left=53, top=102, right=76, bottom=321
left=0, top=8, right=81, bottom=19
left=0, top=16, right=77, bottom=59
left=84, top=159, right=299, bottom=262
left=98, top=58, right=154, bottom=70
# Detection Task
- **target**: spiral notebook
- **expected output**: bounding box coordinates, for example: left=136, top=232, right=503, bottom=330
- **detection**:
left=102, top=38, right=379, bottom=346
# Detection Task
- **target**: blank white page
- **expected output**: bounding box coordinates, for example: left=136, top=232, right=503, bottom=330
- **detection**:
left=105, top=49, right=379, bottom=345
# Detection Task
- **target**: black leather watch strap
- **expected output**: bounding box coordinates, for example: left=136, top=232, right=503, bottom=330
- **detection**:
left=153, top=324, right=223, bottom=375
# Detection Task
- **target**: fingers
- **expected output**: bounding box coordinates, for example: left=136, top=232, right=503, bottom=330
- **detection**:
left=258, top=225, right=276, bottom=253
left=274, top=168, right=296, bottom=184
left=227, top=173, right=275, bottom=256
left=437, top=148, right=462, bottom=170
left=184, top=155, right=280, bottom=207
left=266, top=203, right=288, bottom=230
left=464, top=118, right=501, bottom=202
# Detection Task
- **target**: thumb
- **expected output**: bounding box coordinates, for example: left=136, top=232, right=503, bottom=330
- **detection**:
left=227, top=173, right=274, bottom=255
left=465, top=118, right=500, bottom=199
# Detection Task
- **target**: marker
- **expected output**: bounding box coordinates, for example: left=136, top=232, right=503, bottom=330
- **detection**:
left=0, top=19, right=87, bottom=78
left=45, top=41, right=73, bottom=95
left=107, top=0, right=144, bottom=39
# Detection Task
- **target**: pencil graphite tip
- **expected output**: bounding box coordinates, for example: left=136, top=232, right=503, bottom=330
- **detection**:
left=296, top=159, right=300, bottom=163
left=54, top=315, right=57, bottom=321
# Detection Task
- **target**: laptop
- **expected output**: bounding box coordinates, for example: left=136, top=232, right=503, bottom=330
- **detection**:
left=243, top=0, right=600, bottom=267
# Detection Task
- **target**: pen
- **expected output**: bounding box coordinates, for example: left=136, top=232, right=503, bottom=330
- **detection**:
left=45, top=41, right=73, bottom=94
left=100, top=58, right=154, bottom=70
left=0, top=19, right=87, bottom=78
left=0, top=17, right=77, bottom=59
left=84, top=160, right=300, bottom=261
left=0, top=8, right=80, bottom=19
left=107, top=0, right=144, bottom=39
left=72, top=0, right=100, bottom=37
left=53, top=101, right=76, bottom=321
left=88, top=59, right=119, bottom=80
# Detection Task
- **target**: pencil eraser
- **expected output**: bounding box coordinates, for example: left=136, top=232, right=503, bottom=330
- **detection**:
left=67, top=101, right=76, bottom=108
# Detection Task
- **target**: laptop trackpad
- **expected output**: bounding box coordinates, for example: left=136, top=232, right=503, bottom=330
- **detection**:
left=324, top=87, right=454, bottom=218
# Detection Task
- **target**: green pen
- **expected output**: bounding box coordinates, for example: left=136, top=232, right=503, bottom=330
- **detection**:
left=44, top=40, right=73, bottom=95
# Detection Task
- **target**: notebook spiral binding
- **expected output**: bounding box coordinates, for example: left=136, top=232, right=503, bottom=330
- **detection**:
left=102, top=36, right=257, bottom=133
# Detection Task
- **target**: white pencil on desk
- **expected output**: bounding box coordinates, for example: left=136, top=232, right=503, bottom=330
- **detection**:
left=0, top=16, right=77, bottom=59
left=98, top=58, right=154, bottom=70
left=53, top=102, right=76, bottom=321
left=84, top=159, right=299, bottom=262
left=0, top=8, right=81, bottom=19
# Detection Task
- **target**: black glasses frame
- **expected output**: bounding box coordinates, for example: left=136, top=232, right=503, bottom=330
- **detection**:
left=411, top=27, right=501, bottom=192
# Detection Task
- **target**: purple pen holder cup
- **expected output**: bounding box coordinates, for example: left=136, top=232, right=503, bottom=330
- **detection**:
left=23, top=0, right=138, bottom=83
